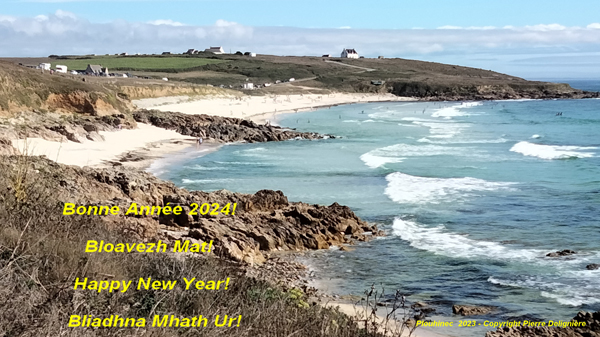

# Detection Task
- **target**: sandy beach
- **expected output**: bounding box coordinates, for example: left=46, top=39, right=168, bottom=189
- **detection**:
left=11, top=123, right=196, bottom=169
left=12, top=92, right=414, bottom=170
left=134, top=93, right=416, bottom=124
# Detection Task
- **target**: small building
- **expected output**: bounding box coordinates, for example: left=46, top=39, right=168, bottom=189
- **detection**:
left=341, top=48, right=359, bottom=59
left=120, top=52, right=128, bottom=56
left=322, top=54, right=332, bottom=58
left=185, top=49, right=198, bottom=55
left=378, top=56, right=385, bottom=59
left=70, top=70, right=78, bottom=75
left=242, top=83, right=254, bottom=90
left=39, top=63, right=51, bottom=71
left=162, top=51, right=171, bottom=55
left=55, top=65, right=68, bottom=73
left=85, top=64, right=108, bottom=76
left=289, top=78, right=295, bottom=82
left=205, top=46, right=225, bottom=54
left=249, top=52, right=257, bottom=57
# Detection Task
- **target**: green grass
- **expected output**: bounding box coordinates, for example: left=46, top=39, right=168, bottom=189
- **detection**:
left=50, top=56, right=227, bottom=72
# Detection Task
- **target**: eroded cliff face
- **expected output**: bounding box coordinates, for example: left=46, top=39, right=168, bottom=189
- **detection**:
left=2, top=156, right=380, bottom=265
left=44, top=91, right=127, bottom=116
left=0, top=61, right=131, bottom=116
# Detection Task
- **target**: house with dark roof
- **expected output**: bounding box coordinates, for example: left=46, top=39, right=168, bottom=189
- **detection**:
left=341, top=48, right=359, bottom=59
left=85, top=64, right=107, bottom=76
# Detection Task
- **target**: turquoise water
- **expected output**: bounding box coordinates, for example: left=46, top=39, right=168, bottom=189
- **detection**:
left=155, top=82, right=600, bottom=332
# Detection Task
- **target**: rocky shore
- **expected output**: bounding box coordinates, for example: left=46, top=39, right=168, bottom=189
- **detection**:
left=6, top=156, right=380, bottom=266
left=390, top=82, right=600, bottom=101
left=486, top=311, right=600, bottom=337
left=133, top=109, right=332, bottom=142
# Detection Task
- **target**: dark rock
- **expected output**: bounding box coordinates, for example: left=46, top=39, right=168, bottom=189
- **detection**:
left=586, top=264, right=600, bottom=270
left=486, top=310, right=600, bottom=337
left=546, top=249, right=577, bottom=257
left=452, top=305, right=495, bottom=316
left=132, top=109, right=334, bottom=143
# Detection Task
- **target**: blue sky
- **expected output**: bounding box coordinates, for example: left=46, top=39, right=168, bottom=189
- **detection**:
left=3, top=0, right=600, bottom=29
left=1, top=0, right=600, bottom=78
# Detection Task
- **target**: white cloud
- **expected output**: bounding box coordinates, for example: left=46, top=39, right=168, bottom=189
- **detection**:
left=437, top=25, right=462, bottom=30
left=147, top=19, right=184, bottom=26
left=524, top=24, right=566, bottom=31
left=1, top=11, right=600, bottom=72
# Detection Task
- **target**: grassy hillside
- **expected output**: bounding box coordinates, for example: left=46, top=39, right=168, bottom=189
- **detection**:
left=4, top=54, right=595, bottom=100
left=46, top=55, right=226, bottom=72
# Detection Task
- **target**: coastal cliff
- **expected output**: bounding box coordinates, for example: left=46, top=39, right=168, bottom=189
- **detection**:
left=390, top=81, right=599, bottom=101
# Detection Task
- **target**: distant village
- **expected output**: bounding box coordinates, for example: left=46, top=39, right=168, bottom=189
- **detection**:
left=30, top=47, right=379, bottom=90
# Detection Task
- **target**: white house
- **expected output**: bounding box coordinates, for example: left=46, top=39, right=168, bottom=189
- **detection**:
left=341, top=49, right=359, bottom=59
left=205, top=46, right=225, bottom=54
left=39, top=63, right=51, bottom=71
left=55, top=65, right=68, bottom=73
left=243, top=83, right=254, bottom=89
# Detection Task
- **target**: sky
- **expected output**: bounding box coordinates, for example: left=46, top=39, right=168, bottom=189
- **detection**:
left=1, top=0, right=600, bottom=79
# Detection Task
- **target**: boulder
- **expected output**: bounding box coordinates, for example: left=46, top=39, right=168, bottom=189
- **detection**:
left=586, top=264, right=600, bottom=270
left=452, top=305, right=495, bottom=316
left=546, top=249, right=577, bottom=257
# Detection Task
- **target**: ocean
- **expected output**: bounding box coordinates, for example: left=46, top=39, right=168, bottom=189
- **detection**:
left=153, top=80, right=600, bottom=335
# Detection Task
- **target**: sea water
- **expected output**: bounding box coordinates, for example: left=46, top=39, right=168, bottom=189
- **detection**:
left=155, top=80, right=600, bottom=335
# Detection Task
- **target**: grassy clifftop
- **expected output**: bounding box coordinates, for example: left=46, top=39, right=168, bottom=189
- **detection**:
left=0, top=61, right=133, bottom=116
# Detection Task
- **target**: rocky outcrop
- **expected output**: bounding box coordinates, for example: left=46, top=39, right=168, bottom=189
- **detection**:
left=4, top=156, right=380, bottom=264
left=452, top=305, right=495, bottom=316
left=486, top=311, right=600, bottom=337
left=133, top=109, right=333, bottom=143
left=546, top=249, right=577, bottom=257
left=390, top=82, right=600, bottom=101
left=587, top=264, right=600, bottom=270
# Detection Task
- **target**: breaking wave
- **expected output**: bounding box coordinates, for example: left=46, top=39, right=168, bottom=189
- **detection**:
left=384, top=172, right=516, bottom=204
left=510, top=141, right=597, bottom=160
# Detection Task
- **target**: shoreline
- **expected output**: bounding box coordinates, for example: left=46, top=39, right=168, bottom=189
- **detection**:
left=134, top=93, right=417, bottom=125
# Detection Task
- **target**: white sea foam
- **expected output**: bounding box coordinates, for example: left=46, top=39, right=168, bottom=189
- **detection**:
left=489, top=276, right=600, bottom=307
left=360, top=144, right=469, bottom=169
left=385, top=172, right=516, bottom=204
left=188, top=165, right=227, bottom=171
left=531, top=134, right=542, bottom=139
left=510, top=141, right=597, bottom=160
left=417, top=137, right=508, bottom=144
left=431, top=102, right=482, bottom=119
left=409, top=119, right=471, bottom=138
left=182, top=178, right=234, bottom=184
left=392, top=218, right=541, bottom=260
left=359, top=153, right=405, bottom=169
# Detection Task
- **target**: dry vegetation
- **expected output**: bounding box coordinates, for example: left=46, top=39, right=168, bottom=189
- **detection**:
left=0, top=154, right=374, bottom=337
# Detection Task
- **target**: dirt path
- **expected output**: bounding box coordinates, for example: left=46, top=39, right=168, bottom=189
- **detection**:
left=324, top=60, right=376, bottom=72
